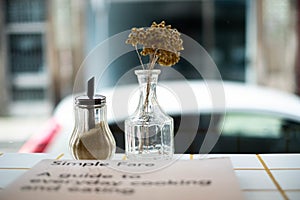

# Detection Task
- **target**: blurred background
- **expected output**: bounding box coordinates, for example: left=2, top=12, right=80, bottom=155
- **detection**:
left=0, top=0, right=300, bottom=153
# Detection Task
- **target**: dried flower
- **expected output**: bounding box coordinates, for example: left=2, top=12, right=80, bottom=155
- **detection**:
left=126, top=21, right=183, bottom=68
left=125, top=21, right=183, bottom=124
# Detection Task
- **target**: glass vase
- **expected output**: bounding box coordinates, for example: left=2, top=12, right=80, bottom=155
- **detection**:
left=125, top=69, right=174, bottom=160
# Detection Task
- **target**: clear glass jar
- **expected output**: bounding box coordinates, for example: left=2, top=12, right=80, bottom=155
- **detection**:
left=69, top=95, right=116, bottom=160
left=125, top=69, right=174, bottom=160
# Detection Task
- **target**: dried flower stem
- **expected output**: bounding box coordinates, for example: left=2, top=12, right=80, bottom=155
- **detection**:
left=141, top=53, right=160, bottom=153
left=135, top=45, right=145, bottom=70
left=144, top=51, right=158, bottom=113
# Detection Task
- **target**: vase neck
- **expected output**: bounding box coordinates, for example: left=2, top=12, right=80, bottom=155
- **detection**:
left=135, top=69, right=160, bottom=85
left=135, top=70, right=160, bottom=112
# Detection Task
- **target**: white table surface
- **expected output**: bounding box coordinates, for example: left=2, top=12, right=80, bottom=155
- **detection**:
left=0, top=153, right=299, bottom=200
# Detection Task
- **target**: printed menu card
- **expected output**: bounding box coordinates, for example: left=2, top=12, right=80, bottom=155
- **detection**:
left=1, top=157, right=244, bottom=200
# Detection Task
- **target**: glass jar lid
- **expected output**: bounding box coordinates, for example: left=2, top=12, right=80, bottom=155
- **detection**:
left=75, top=94, right=106, bottom=106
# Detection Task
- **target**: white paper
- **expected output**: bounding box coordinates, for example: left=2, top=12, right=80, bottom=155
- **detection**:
left=1, top=158, right=244, bottom=200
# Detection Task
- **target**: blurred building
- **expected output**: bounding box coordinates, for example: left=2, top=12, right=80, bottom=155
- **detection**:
left=0, top=0, right=299, bottom=116
left=0, top=0, right=85, bottom=116
left=0, top=0, right=52, bottom=116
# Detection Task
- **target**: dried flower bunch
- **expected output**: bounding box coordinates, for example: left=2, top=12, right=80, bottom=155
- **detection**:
left=126, top=21, right=183, bottom=68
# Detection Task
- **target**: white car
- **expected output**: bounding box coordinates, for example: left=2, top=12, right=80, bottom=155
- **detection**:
left=23, top=81, right=300, bottom=158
